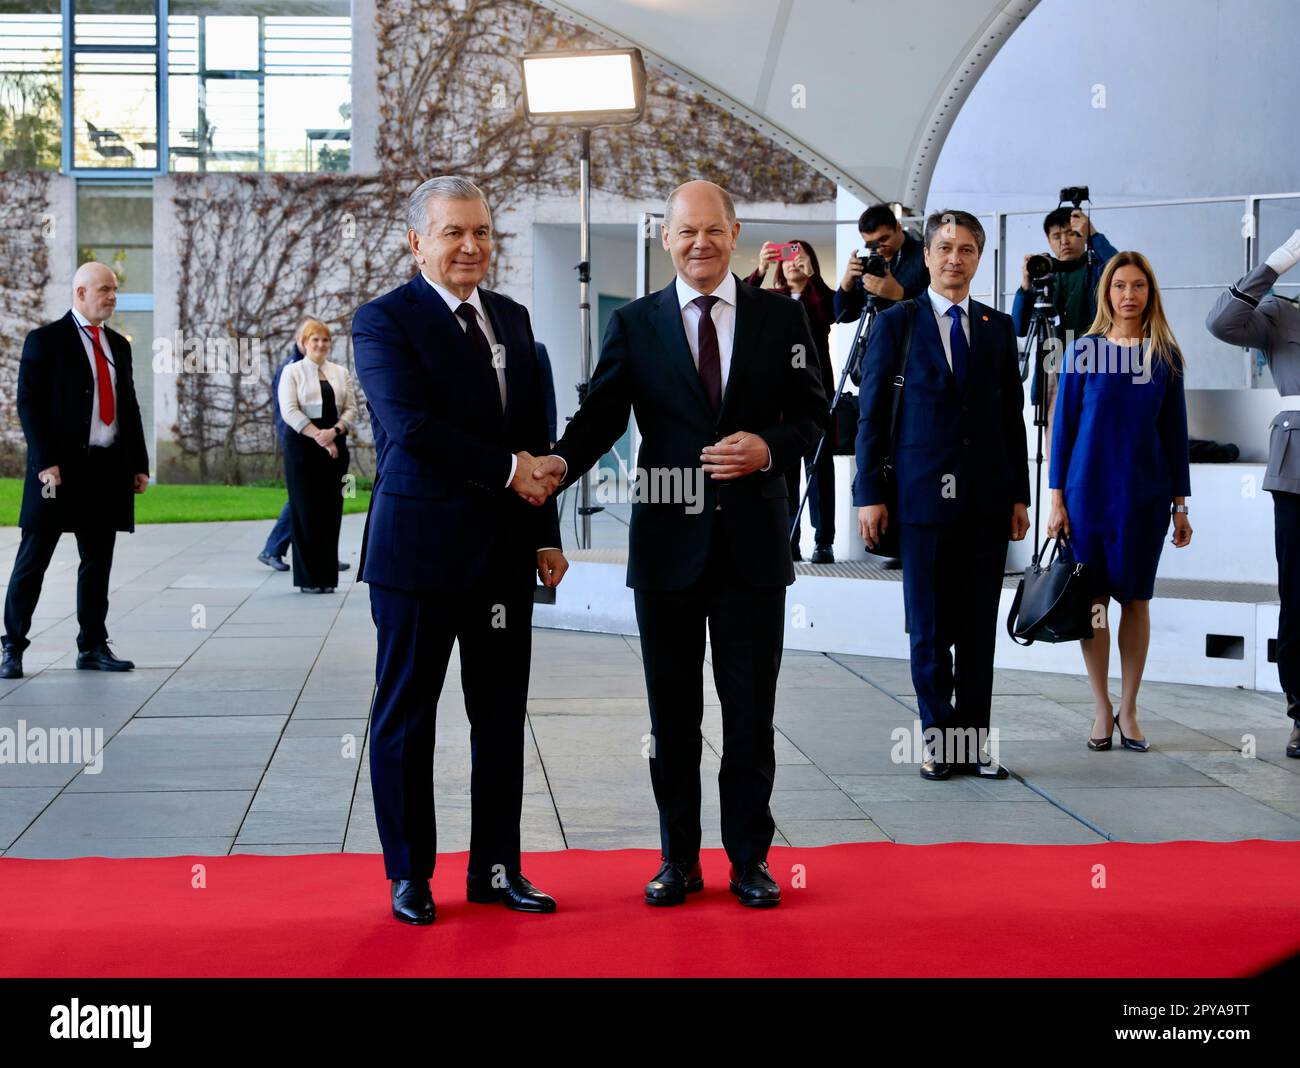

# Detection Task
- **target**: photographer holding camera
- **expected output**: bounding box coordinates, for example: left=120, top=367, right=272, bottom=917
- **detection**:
left=1014, top=195, right=1119, bottom=441
left=834, top=204, right=930, bottom=324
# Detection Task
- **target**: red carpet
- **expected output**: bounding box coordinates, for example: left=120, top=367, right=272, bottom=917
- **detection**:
left=2, top=842, right=1298, bottom=977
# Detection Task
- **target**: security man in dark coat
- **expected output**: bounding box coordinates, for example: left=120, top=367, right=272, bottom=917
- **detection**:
left=1, top=262, right=151, bottom=679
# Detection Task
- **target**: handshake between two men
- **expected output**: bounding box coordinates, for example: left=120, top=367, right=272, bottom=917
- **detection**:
left=507, top=432, right=776, bottom=507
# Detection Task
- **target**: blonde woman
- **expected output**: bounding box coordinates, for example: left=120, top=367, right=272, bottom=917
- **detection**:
left=1047, top=252, right=1192, bottom=752
left=277, top=319, right=359, bottom=593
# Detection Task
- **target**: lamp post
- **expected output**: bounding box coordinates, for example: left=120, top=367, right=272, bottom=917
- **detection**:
left=521, top=47, right=646, bottom=549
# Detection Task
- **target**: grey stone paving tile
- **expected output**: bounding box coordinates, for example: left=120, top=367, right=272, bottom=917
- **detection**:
left=866, top=801, right=1107, bottom=844
left=282, top=716, right=369, bottom=738
left=831, top=773, right=1046, bottom=804
left=64, top=715, right=284, bottom=793
left=6, top=837, right=235, bottom=859
left=1165, top=751, right=1300, bottom=818
left=231, top=843, right=341, bottom=855
left=1008, top=741, right=1223, bottom=789
left=1050, top=786, right=1300, bottom=842
left=0, top=787, right=59, bottom=848
left=526, top=697, right=649, bottom=718
left=530, top=713, right=654, bottom=758
left=767, top=763, right=834, bottom=790
left=769, top=789, right=867, bottom=821
left=10, top=790, right=254, bottom=848
left=776, top=819, right=892, bottom=846
left=138, top=688, right=300, bottom=717
left=0, top=668, right=169, bottom=707
left=235, top=780, right=355, bottom=844
left=160, top=667, right=306, bottom=693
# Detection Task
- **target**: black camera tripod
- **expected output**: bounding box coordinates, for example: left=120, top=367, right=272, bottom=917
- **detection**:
left=789, top=278, right=883, bottom=551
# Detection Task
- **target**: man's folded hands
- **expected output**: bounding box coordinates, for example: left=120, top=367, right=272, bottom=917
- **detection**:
left=511, top=451, right=566, bottom=505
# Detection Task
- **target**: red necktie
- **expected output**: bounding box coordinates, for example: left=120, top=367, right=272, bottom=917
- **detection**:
left=87, top=324, right=115, bottom=425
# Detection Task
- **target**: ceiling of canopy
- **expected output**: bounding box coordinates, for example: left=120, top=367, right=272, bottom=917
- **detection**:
left=538, top=0, right=1040, bottom=210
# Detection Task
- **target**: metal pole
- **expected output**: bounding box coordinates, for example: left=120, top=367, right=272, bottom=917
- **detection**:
left=577, top=128, right=593, bottom=549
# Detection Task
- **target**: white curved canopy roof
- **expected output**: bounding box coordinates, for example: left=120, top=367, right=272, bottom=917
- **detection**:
left=539, top=0, right=1039, bottom=210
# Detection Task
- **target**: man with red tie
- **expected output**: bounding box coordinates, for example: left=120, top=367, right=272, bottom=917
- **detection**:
left=0, top=262, right=151, bottom=679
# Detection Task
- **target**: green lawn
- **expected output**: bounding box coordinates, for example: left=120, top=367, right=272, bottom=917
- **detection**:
left=0, top=478, right=371, bottom=525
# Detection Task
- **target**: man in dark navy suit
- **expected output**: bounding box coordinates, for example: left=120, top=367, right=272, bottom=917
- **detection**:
left=352, top=176, right=566, bottom=925
left=532, top=181, right=827, bottom=908
left=854, top=210, right=1030, bottom=780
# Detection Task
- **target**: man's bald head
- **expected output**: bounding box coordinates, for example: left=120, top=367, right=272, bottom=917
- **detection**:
left=72, top=261, right=117, bottom=325
left=664, top=180, right=736, bottom=230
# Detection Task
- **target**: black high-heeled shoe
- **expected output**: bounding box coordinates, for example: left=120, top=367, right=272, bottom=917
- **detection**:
left=1087, top=711, right=1114, bottom=751
left=1116, top=711, right=1150, bottom=752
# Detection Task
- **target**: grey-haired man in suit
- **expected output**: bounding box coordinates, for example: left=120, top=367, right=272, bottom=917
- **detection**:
left=1206, top=229, right=1300, bottom=758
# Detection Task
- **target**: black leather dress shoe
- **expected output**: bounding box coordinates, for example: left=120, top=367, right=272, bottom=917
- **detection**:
left=643, top=858, right=703, bottom=906
left=728, top=861, right=781, bottom=908
left=76, top=644, right=134, bottom=671
left=920, top=756, right=953, bottom=780
left=257, top=551, right=290, bottom=572
left=810, top=546, right=835, bottom=564
left=466, top=870, right=556, bottom=913
left=337, top=561, right=351, bottom=571
left=0, top=650, right=22, bottom=680
left=391, top=878, right=435, bottom=925
left=1287, top=720, right=1300, bottom=759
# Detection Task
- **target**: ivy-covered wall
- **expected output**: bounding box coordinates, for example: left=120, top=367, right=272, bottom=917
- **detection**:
left=60, top=0, right=835, bottom=483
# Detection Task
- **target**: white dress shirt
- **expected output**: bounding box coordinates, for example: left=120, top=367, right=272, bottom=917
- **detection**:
left=675, top=272, right=771, bottom=472
left=926, top=287, right=971, bottom=372
left=676, top=272, right=737, bottom=388
left=423, top=274, right=557, bottom=553
left=70, top=307, right=118, bottom=446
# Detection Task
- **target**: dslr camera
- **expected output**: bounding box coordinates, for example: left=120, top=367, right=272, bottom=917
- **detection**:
left=856, top=241, right=889, bottom=278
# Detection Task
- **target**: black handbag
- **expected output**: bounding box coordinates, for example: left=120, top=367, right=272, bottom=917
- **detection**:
left=1005, top=535, right=1095, bottom=646
left=868, top=298, right=919, bottom=559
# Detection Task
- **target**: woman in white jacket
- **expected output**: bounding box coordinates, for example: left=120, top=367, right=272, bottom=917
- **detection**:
left=277, top=319, right=359, bottom=592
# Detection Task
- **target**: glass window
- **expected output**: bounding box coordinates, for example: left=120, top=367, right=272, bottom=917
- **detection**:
left=167, top=5, right=351, bottom=174
left=77, top=183, right=153, bottom=294
left=72, top=50, right=158, bottom=170
left=0, top=4, right=62, bottom=170
left=74, top=0, right=157, bottom=48
left=77, top=185, right=154, bottom=465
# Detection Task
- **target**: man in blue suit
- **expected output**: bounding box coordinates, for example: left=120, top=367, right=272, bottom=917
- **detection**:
left=352, top=176, right=567, bottom=925
left=855, top=210, right=1030, bottom=780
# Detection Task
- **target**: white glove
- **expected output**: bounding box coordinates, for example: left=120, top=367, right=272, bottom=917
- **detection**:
left=1265, top=229, right=1300, bottom=275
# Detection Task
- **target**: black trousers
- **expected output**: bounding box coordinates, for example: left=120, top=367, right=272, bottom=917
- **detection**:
left=785, top=443, right=836, bottom=549
left=3, top=525, right=117, bottom=654
left=1274, top=490, right=1300, bottom=710
left=633, top=521, right=786, bottom=865
left=283, top=430, right=346, bottom=589
left=899, top=513, right=1008, bottom=737
left=368, top=581, right=533, bottom=881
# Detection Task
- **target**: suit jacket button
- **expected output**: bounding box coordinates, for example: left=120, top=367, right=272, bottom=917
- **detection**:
left=963, top=438, right=971, bottom=446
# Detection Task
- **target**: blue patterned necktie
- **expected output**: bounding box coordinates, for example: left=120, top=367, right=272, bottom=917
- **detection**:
left=946, top=304, right=969, bottom=391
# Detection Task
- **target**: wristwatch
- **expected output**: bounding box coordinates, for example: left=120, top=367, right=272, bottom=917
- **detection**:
left=1171, top=504, right=1189, bottom=515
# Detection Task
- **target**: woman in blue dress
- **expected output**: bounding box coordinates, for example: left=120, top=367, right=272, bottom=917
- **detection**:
left=1047, top=251, right=1193, bottom=752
